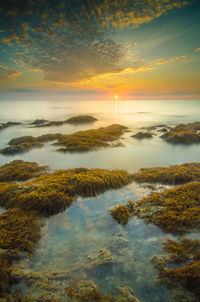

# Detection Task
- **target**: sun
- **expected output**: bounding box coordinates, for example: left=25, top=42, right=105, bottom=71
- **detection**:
left=114, top=95, right=118, bottom=100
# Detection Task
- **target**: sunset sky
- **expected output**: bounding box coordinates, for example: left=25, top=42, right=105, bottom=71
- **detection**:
left=0, top=0, right=200, bottom=100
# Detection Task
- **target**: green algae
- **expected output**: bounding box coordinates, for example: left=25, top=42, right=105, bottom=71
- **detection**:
left=161, top=122, right=200, bottom=144
left=0, top=167, right=132, bottom=216
left=132, top=162, right=200, bottom=185
left=0, top=160, right=48, bottom=182
left=0, top=124, right=127, bottom=155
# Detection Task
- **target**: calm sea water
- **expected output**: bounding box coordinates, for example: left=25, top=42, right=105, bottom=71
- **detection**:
left=1, top=99, right=200, bottom=301
left=0, top=99, right=200, bottom=171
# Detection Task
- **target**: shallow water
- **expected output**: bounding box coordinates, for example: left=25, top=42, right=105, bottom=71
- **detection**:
left=1, top=99, right=200, bottom=301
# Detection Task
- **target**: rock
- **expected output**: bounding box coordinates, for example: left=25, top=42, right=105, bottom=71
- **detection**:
left=86, top=248, right=114, bottom=270
left=131, top=132, right=153, bottom=139
left=150, top=255, right=168, bottom=270
left=31, top=119, right=49, bottom=125
left=117, top=286, right=141, bottom=302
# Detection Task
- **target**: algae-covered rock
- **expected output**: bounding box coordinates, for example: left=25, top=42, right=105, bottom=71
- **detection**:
left=163, top=238, right=200, bottom=264
left=0, top=124, right=127, bottom=155
left=0, top=208, right=41, bottom=255
left=55, top=124, right=128, bottom=152
left=0, top=160, right=48, bottom=182
left=131, top=132, right=153, bottom=139
left=132, top=162, right=200, bottom=185
left=66, top=280, right=114, bottom=301
left=132, top=182, right=200, bottom=234
left=150, top=255, right=168, bottom=271
left=65, top=115, right=97, bottom=124
left=110, top=201, right=135, bottom=226
left=0, top=253, right=12, bottom=296
left=32, top=115, right=97, bottom=128
left=161, top=122, right=200, bottom=144
left=117, top=286, right=141, bottom=302
left=86, top=248, right=114, bottom=270
left=0, top=121, right=21, bottom=131
left=0, top=167, right=132, bottom=216
left=31, top=119, right=49, bottom=125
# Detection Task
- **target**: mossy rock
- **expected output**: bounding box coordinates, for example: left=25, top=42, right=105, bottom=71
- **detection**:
left=0, top=253, right=12, bottom=296
left=0, top=208, right=41, bottom=255
left=65, top=115, right=97, bottom=124
left=131, top=132, right=153, bottom=139
left=161, top=122, right=200, bottom=144
left=0, top=167, right=132, bottom=216
left=32, top=115, right=97, bottom=128
left=110, top=201, right=135, bottom=226
left=31, top=119, right=48, bottom=125
left=132, top=162, right=200, bottom=185
left=0, top=160, right=48, bottom=182
left=0, top=124, right=127, bottom=155
left=135, top=182, right=200, bottom=233
left=163, top=238, right=200, bottom=264
left=55, top=124, right=128, bottom=152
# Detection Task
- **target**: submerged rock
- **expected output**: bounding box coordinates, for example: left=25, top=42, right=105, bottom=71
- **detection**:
left=110, top=201, right=135, bottom=226
left=117, top=286, right=141, bottom=302
left=86, top=248, right=114, bottom=270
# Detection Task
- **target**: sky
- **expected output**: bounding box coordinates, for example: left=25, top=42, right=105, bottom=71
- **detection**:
left=0, top=0, right=200, bottom=100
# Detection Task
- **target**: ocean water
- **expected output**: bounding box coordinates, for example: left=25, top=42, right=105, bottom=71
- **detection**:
left=0, top=99, right=200, bottom=171
left=1, top=99, right=200, bottom=301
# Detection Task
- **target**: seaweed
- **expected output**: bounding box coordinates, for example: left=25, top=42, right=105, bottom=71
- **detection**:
left=66, top=280, right=141, bottom=302
left=54, top=124, right=128, bottom=152
left=0, top=253, right=12, bottom=296
left=66, top=280, right=113, bottom=301
left=32, top=115, right=97, bottom=128
left=0, top=160, right=48, bottom=182
left=135, top=182, right=200, bottom=233
left=65, top=115, right=97, bottom=124
left=0, top=124, right=127, bottom=155
left=159, top=261, right=200, bottom=298
left=110, top=201, right=135, bottom=225
left=163, top=238, right=200, bottom=263
left=0, top=167, right=132, bottom=216
left=132, top=162, right=200, bottom=185
left=0, top=209, right=41, bottom=255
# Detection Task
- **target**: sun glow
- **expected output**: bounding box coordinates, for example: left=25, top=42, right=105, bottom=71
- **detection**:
left=114, top=95, right=118, bottom=100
